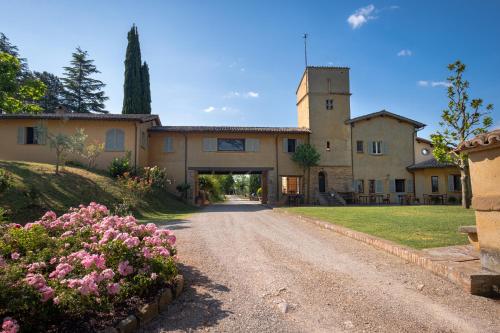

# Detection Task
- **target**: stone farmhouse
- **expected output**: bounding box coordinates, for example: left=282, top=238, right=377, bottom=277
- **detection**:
left=0, top=66, right=461, bottom=204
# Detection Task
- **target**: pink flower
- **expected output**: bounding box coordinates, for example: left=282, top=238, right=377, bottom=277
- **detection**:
left=142, top=247, right=152, bottom=259
left=27, top=262, right=47, bottom=273
left=118, top=261, right=134, bottom=276
left=49, top=263, right=73, bottom=279
left=1, top=317, right=19, bottom=333
left=53, top=296, right=60, bottom=305
left=150, top=273, right=158, bottom=280
left=40, top=286, right=55, bottom=302
left=107, top=282, right=120, bottom=295
left=100, top=268, right=115, bottom=280
left=78, top=274, right=99, bottom=296
left=49, top=257, right=58, bottom=265
left=10, top=252, right=20, bottom=260
left=123, top=236, right=140, bottom=248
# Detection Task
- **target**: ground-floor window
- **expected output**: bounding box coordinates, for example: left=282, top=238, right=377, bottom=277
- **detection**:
left=368, top=180, right=375, bottom=194
left=395, top=179, right=405, bottom=193
left=281, top=176, right=301, bottom=194
left=449, top=174, right=461, bottom=192
left=355, top=179, right=364, bottom=193
left=431, top=176, right=439, bottom=193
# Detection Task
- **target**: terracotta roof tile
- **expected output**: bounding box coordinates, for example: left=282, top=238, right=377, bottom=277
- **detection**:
left=0, top=113, right=160, bottom=124
left=407, top=158, right=456, bottom=171
left=149, top=126, right=311, bottom=134
left=456, top=129, right=500, bottom=152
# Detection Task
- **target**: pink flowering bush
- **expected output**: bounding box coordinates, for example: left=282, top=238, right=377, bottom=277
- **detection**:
left=0, top=203, right=177, bottom=332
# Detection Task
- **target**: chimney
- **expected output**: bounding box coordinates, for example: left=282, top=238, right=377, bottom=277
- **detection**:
left=55, top=105, right=69, bottom=115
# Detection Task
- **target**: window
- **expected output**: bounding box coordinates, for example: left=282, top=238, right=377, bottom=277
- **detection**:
left=17, top=127, right=45, bottom=145
left=326, top=99, right=334, bottom=110
left=369, top=180, right=375, bottom=194
left=431, top=176, right=439, bottom=193
left=421, top=148, right=430, bottom=156
left=217, top=138, right=245, bottom=151
left=326, top=141, right=331, bottom=151
left=140, top=131, right=147, bottom=149
left=283, top=138, right=297, bottom=153
left=281, top=176, right=301, bottom=194
left=163, top=137, right=173, bottom=152
left=395, top=179, right=406, bottom=193
left=356, top=140, right=364, bottom=153
left=105, top=129, right=125, bottom=152
left=356, top=179, right=364, bottom=193
left=449, top=175, right=461, bottom=192
left=371, top=141, right=383, bottom=155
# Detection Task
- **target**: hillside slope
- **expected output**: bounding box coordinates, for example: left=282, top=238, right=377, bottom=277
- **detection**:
left=0, top=160, right=195, bottom=223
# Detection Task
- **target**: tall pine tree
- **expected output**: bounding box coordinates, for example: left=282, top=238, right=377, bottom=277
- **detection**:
left=34, top=71, right=65, bottom=113
left=122, top=25, right=151, bottom=114
left=61, top=47, right=108, bottom=113
left=141, top=62, right=151, bottom=114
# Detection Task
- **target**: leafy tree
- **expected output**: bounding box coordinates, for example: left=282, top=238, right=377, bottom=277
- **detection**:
left=61, top=47, right=108, bottom=113
left=122, top=25, right=151, bottom=114
left=219, top=174, right=235, bottom=194
left=292, top=143, right=321, bottom=202
left=0, top=33, right=29, bottom=78
left=0, top=52, right=46, bottom=113
left=82, top=140, right=104, bottom=169
left=33, top=71, right=65, bottom=113
left=141, top=62, right=151, bottom=114
left=233, top=175, right=249, bottom=196
left=431, top=60, right=494, bottom=208
left=249, top=174, right=261, bottom=195
left=47, top=128, right=87, bottom=174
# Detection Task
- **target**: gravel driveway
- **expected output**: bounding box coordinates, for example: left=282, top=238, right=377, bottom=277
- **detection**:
left=142, top=200, right=500, bottom=333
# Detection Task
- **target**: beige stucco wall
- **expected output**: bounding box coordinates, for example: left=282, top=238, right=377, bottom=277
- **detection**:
left=351, top=116, right=416, bottom=203
left=148, top=131, right=308, bottom=202
left=414, top=139, right=433, bottom=164
left=413, top=167, right=461, bottom=203
left=297, top=68, right=352, bottom=168
left=0, top=118, right=154, bottom=170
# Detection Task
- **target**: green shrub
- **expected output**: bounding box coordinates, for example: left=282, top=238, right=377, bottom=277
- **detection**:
left=0, top=168, right=12, bottom=193
left=448, top=196, right=458, bottom=204
left=257, top=187, right=262, bottom=197
left=176, top=183, right=190, bottom=200
left=143, top=166, right=170, bottom=190
left=109, top=152, right=132, bottom=178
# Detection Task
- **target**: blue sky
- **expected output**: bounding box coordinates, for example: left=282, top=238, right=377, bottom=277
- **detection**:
left=2, top=0, right=499, bottom=138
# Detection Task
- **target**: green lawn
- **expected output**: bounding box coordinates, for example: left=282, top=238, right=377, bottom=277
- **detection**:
left=0, top=160, right=196, bottom=224
left=282, top=206, right=475, bottom=249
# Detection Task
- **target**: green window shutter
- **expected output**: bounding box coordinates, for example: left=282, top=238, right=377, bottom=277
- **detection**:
left=105, top=130, right=114, bottom=151
left=448, top=175, right=454, bottom=192
left=37, top=126, right=47, bottom=145
left=203, top=138, right=217, bottom=152
left=116, top=130, right=125, bottom=151
left=17, top=127, right=25, bottom=144
left=382, top=142, right=388, bottom=155
left=369, top=141, right=374, bottom=155
left=375, top=180, right=383, bottom=193
left=283, top=138, right=288, bottom=152
left=164, top=137, right=173, bottom=152
left=406, top=179, right=414, bottom=193
left=389, top=179, right=396, bottom=193
left=246, top=138, right=260, bottom=152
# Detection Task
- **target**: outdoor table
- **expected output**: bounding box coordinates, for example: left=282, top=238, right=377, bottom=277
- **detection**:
left=426, top=194, right=445, bottom=204
left=358, top=194, right=383, bottom=205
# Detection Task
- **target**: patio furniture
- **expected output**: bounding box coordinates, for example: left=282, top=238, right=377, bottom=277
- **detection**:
left=424, top=194, right=446, bottom=204
left=382, top=194, right=391, bottom=204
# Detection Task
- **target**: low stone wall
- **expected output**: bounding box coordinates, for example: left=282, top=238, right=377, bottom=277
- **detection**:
left=276, top=210, right=500, bottom=296
left=101, top=274, right=184, bottom=333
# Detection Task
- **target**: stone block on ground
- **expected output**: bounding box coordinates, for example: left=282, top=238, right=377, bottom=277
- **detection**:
left=158, top=288, right=174, bottom=312
left=116, top=315, right=137, bottom=333
left=136, top=301, right=159, bottom=326
left=174, top=274, right=184, bottom=298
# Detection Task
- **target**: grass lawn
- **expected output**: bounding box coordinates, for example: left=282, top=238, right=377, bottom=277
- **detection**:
left=0, top=160, right=196, bottom=224
left=282, top=205, right=475, bottom=249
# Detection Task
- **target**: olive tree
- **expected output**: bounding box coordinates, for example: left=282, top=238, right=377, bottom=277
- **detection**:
left=292, top=143, right=321, bottom=203
left=431, top=60, right=494, bottom=208
left=47, top=128, right=87, bottom=174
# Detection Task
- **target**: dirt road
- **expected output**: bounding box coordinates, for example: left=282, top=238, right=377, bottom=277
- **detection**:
left=142, top=200, right=500, bottom=332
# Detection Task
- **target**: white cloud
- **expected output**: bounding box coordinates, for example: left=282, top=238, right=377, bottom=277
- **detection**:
left=203, top=106, right=215, bottom=113
left=347, top=4, right=376, bottom=29
left=431, top=81, right=452, bottom=88
left=397, top=49, right=412, bottom=57
left=246, top=91, right=259, bottom=98
left=224, top=91, right=259, bottom=99
left=417, top=80, right=452, bottom=88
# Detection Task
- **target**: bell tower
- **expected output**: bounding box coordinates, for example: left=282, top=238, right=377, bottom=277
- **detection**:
left=296, top=66, right=353, bottom=194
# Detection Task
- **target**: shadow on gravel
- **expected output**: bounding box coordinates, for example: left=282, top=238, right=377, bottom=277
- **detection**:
left=141, top=263, right=231, bottom=332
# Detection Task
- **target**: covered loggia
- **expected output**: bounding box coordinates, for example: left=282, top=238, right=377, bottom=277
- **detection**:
left=188, top=167, right=273, bottom=204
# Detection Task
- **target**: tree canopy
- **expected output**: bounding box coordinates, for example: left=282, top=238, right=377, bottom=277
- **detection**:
left=61, top=47, right=108, bottom=113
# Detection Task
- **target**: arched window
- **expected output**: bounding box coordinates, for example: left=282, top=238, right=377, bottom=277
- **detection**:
left=105, top=129, right=125, bottom=151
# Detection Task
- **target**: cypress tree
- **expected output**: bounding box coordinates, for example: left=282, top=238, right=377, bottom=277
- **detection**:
left=61, top=47, right=108, bottom=113
left=141, top=62, right=151, bottom=114
left=122, top=25, right=143, bottom=114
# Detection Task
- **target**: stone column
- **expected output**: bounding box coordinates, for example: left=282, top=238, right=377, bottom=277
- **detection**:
left=457, top=130, right=500, bottom=272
